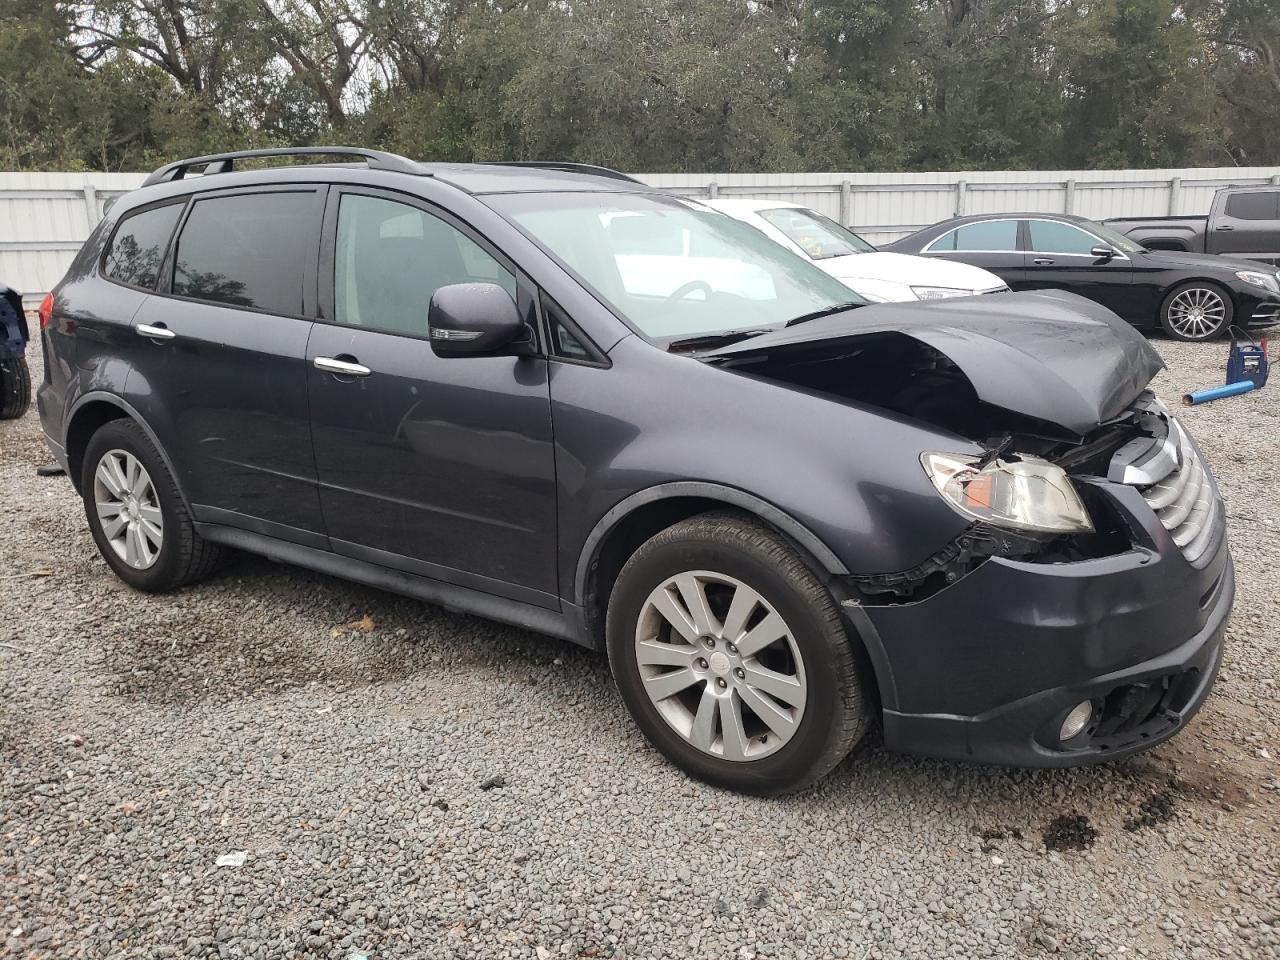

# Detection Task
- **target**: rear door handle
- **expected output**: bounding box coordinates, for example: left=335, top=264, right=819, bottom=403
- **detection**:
left=136, top=323, right=176, bottom=341
left=1216, top=225, right=1234, bottom=231
left=1032, top=258, right=1055, bottom=265
left=314, top=356, right=372, bottom=377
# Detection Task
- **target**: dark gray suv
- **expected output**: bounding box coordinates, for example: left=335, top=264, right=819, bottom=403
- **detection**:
left=37, top=148, right=1233, bottom=794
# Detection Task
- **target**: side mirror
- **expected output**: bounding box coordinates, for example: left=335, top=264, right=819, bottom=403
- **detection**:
left=428, top=282, right=532, bottom=358
left=1090, top=245, right=1117, bottom=260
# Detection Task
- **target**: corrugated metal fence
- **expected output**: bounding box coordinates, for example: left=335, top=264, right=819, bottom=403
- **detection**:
left=1, top=172, right=145, bottom=304
left=5, top=165, right=1280, bottom=303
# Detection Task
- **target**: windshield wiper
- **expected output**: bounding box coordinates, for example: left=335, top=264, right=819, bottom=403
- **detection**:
left=667, top=329, right=776, bottom=353
left=784, top=301, right=864, bottom=327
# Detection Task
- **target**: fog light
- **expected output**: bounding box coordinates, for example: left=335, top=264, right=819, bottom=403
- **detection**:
left=1059, top=700, right=1093, bottom=741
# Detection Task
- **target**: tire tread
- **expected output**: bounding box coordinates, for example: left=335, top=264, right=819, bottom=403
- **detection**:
left=82, top=419, right=224, bottom=591
left=0, top=356, right=31, bottom=420
left=608, top=511, right=867, bottom=794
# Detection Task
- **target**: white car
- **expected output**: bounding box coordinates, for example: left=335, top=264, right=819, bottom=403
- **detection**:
left=703, top=198, right=1008, bottom=302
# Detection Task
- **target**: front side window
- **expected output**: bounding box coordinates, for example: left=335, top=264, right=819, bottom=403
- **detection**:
left=543, top=294, right=593, bottom=361
left=1027, top=220, right=1102, bottom=255
left=172, top=192, right=314, bottom=315
left=491, top=192, right=862, bottom=340
left=103, top=203, right=184, bottom=289
left=1225, top=191, right=1279, bottom=221
left=929, top=220, right=1018, bottom=252
left=334, top=194, right=517, bottom=337
left=756, top=208, right=875, bottom=260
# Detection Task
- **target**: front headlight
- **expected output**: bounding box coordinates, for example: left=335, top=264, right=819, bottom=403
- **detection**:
left=921, top=453, right=1094, bottom=534
left=1235, top=270, right=1280, bottom=294
left=911, top=286, right=971, bottom=300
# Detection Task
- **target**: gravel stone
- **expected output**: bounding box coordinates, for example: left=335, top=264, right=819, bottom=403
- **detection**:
left=2, top=332, right=1279, bottom=958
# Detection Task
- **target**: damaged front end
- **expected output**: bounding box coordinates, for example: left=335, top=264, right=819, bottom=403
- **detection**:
left=846, top=391, right=1190, bottom=604
left=702, top=295, right=1232, bottom=766
left=702, top=305, right=1177, bottom=603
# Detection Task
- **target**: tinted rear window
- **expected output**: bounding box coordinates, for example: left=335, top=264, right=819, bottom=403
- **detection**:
left=1225, top=191, right=1279, bottom=221
left=929, top=220, right=1018, bottom=252
left=171, top=192, right=314, bottom=315
left=103, top=203, right=184, bottom=289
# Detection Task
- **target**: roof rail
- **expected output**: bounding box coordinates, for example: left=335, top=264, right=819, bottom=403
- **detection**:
left=491, top=161, right=644, bottom=184
left=142, top=146, right=426, bottom=187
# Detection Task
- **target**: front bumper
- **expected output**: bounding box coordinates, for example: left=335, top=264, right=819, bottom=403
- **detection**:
left=1235, top=286, right=1280, bottom=328
left=842, top=480, right=1232, bottom=768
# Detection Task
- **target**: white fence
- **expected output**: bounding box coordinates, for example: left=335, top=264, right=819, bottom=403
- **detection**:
left=5, top=165, right=1280, bottom=303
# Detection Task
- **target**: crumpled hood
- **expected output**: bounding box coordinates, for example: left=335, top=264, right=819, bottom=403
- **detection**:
left=704, top=290, right=1164, bottom=435
left=821, top=251, right=1005, bottom=292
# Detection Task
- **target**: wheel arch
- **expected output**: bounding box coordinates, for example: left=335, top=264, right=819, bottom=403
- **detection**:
left=64, top=393, right=191, bottom=512
left=574, top=482, right=850, bottom=649
left=1160, top=275, right=1235, bottom=303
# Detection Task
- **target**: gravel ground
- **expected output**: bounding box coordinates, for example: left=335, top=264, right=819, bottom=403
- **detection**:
left=2, top=330, right=1279, bottom=960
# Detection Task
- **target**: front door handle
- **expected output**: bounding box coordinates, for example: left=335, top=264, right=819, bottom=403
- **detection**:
left=1032, top=257, right=1055, bottom=265
left=314, top=356, right=372, bottom=377
left=136, top=323, right=176, bottom=341
left=1216, top=225, right=1234, bottom=231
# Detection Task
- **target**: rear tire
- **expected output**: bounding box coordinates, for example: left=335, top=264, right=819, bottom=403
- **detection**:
left=606, top=512, right=868, bottom=795
left=81, top=419, right=223, bottom=592
left=0, top=356, right=30, bottom=419
left=1160, top=282, right=1233, bottom=341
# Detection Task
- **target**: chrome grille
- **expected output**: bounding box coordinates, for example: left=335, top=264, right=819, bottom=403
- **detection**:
left=1134, top=421, right=1219, bottom=565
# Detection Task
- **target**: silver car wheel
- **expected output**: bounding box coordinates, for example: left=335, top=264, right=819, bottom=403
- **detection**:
left=634, top=570, right=807, bottom=761
left=1167, top=287, right=1227, bottom=339
left=93, top=449, right=163, bottom=570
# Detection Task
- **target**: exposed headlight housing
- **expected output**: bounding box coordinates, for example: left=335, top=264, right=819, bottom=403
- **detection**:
left=911, top=286, right=971, bottom=300
left=1235, top=270, right=1280, bottom=294
left=921, top=453, right=1094, bottom=535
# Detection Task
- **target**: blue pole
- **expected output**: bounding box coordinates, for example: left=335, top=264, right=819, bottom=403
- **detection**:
left=1182, top=380, right=1258, bottom=405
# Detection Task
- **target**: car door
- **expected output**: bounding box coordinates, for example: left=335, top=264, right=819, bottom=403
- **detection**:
left=1210, top=191, right=1280, bottom=263
left=920, top=219, right=1024, bottom=287
left=125, top=186, right=327, bottom=546
left=1020, top=219, right=1137, bottom=319
left=307, top=186, right=559, bottom=608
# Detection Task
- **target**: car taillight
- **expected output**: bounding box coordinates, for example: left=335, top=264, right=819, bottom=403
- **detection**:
left=38, top=293, right=53, bottom=330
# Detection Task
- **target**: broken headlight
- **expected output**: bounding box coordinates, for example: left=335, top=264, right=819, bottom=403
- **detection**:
left=921, top=452, right=1094, bottom=535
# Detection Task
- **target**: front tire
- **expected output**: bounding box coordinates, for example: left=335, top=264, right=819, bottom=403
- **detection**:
left=606, top=513, right=868, bottom=795
left=81, top=419, right=223, bottom=591
left=0, top=356, right=30, bottom=419
left=1160, top=282, right=1233, bottom=341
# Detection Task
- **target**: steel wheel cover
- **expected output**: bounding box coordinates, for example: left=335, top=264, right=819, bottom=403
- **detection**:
left=93, top=449, right=163, bottom=570
left=634, top=570, right=807, bottom=761
left=1168, top=287, right=1226, bottom=339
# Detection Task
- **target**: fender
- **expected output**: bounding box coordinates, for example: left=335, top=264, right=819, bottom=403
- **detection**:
left=62, top=391, right=194, bottom=514
left=572, top=480, right=850, bottom=611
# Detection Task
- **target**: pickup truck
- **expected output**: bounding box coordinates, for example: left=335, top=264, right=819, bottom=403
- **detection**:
left=1105, top=184, right=1280, bottom=266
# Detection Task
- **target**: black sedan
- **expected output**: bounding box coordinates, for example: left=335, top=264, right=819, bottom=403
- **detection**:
left=884, top=213, right=1280, bottom=341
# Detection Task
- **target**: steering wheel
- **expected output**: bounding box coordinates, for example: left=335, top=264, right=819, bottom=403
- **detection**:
left=664, top=280, right=714, bottom=303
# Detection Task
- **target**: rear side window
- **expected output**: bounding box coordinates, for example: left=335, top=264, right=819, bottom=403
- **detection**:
left=103, top=203, right=184, bottom=290
left=928, top=220, right=1017, bottom=252
left=1225, top=191, right=1279, bottom=221
left=171, top=192, right=314, bottom=315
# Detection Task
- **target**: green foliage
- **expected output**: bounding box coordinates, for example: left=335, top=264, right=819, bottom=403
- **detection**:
left=0, top=0, right=1276, bottom=172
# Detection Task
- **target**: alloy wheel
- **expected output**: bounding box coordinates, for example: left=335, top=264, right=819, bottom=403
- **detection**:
left=1167, top=287, right=1227, bottom=340
left=92, top=449, right=163, bottom=570
left=634, top=570, right=807, bottom=761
